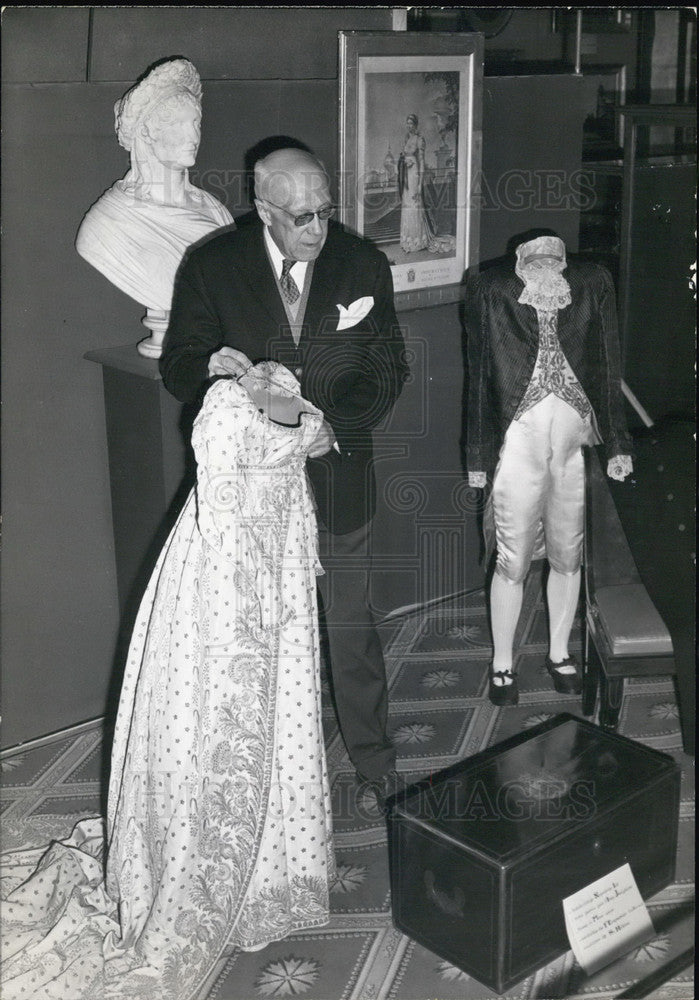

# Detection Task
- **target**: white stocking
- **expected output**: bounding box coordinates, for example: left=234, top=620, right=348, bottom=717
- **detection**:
left=490, top=571, right=523, bottom=681
left=547, top=568, right=581, bottom=668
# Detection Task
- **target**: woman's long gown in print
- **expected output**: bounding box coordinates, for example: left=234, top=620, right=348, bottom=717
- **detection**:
left=0, top=365, right=335, bottom=1000
left=398, top=131, right=455, bottom=255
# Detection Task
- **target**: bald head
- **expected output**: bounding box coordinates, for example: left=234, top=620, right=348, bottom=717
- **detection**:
left=254, top=148, right=329, bottom=207
left=254, top=147, right=333, bottom=262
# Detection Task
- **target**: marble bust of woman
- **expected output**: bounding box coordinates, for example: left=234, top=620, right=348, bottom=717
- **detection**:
left=76, top=58, right=233, bottom=357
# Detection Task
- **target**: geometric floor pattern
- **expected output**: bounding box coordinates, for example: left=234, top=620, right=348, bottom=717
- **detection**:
left=1, top=575, right=694, bottom=999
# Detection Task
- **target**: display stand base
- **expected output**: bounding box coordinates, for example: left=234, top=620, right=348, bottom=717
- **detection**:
left=137, top=308, right=169, bottom=359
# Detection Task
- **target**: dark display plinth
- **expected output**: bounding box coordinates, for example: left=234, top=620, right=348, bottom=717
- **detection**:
left=85, top=344, right=195, bottom=613
left=388, top=714, right=680, bottom=994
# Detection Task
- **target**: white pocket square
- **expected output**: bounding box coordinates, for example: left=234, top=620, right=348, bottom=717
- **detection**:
left=336, top=296, right=374, bottom=331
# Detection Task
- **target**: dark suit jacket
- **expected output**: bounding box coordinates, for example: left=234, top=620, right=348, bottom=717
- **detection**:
left=464, top=258, right=633, bottom=477
left=160, top=220, right=409, bottom=533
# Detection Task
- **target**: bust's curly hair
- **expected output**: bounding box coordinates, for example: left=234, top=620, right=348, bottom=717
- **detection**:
left=114, top=58, right=202, bottom=152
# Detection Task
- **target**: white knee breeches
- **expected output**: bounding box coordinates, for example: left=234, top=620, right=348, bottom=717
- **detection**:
left=492, top=395, right=596, bottom=584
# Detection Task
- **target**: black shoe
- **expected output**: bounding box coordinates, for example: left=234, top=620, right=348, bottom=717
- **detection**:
left=488, top=669, right=519, bottom=706
left=359, top=769, right=407, bottom=813
left=545, top=654, right=583, bottom=695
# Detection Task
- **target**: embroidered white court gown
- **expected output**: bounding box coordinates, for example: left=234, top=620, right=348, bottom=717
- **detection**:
left=1, top=364, right=334, bottom=1000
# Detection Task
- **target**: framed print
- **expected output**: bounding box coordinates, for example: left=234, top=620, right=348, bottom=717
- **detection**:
left=339, top=31, right=483, bottom=310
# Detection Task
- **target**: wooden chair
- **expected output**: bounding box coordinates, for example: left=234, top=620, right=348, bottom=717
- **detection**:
left=582, top=447, right=675, bottom=728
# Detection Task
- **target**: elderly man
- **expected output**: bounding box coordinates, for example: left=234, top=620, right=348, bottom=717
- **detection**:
left=160, top=147, right=409, bottom=804
left=465, top=232, right=633, bottom=705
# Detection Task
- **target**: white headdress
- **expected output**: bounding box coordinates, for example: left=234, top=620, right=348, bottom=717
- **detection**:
left=114, top=58, right=202, bottom=152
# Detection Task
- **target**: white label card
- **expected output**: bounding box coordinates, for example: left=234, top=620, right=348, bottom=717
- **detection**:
left=562, top=863, right=655, bottom=975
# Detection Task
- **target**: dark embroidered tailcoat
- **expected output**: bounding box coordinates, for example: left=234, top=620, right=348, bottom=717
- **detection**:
left=464, top=258, right=633, bottom=478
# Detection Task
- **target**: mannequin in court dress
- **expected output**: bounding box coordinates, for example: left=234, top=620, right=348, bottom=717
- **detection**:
left=465, top=234, right=633, bottom=706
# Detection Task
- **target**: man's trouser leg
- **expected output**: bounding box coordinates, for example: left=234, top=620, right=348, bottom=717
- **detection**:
left=317, top=521, right=395, bottom=782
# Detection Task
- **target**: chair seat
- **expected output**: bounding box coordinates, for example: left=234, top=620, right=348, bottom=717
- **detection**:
left=593, top=583, right=674, bottom=657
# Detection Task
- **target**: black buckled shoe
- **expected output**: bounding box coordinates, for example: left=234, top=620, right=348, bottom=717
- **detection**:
left=488, top=669, right=519, bottom=706
left=545, top=654, right=583, bottom=695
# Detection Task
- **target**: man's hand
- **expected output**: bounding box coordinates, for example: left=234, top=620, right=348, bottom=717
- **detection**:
left=307, top=419, right=337, bottom=459
left=607, top=455, right=633, bottom=481
left=207, top=346, right=252, bottom=379
left=468, top=471, right=487, bottom=489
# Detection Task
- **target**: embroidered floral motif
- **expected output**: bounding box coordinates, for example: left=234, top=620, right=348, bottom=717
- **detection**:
left=0, top=754, right=28, bottom=773
left=445, top=624, right=485, bottom=645
left=514, top=309, right=592, bottom=420
left=392, top=722, right=436, bottom=745
left=649, top=702, right=679, bottom=720
left=255, top=956, right=320, bottom=996
left=421, top=668, right=459, bottom=689
left=632, top=934, right=671, bottom=962
left=331, top=863, right=368, bottom=893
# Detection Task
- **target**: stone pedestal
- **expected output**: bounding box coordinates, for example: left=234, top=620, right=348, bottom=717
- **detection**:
left=85, top=344, right=195, bottom=613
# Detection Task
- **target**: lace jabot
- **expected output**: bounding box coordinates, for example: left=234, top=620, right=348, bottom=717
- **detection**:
left=515, top=235, right=572, bottom=312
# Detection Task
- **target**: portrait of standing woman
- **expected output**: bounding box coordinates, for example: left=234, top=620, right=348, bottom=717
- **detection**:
left=398, top=113, right=455, bottom=255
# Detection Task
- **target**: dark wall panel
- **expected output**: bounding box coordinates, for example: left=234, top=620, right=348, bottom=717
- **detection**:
left=371, top=304, right=484, bottom=617
left=487, top=9, right=563, bottom=63
left=622, top=163, right=695, bottom=417
left=191, top=80, right=337, bottom=217
left=89, top=8, right=393, bottom=82
left=1, top=84, right=129, bottom=746
left=1, top=7, right=90, bottom=83
left=191, top=80, right=283, bottom=216
left=480, top=75, right=586, bottom=261
left=277, top=81, right=339, bottom=180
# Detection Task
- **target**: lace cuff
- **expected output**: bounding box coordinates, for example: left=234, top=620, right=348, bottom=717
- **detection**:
left=607, top=455, right=633, bottom=481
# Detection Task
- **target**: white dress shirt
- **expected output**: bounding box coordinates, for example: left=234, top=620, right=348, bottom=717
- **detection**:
left=262, top=225, right=339, bottom=454
left=263, top=225, right=309, bottom=296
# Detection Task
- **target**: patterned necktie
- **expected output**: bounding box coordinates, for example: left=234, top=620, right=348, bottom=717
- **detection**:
left=280, top=259, right=300, bottom=305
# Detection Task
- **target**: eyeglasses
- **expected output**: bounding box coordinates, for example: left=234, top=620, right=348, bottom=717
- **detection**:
left=262, top=199, right=335, bottom=228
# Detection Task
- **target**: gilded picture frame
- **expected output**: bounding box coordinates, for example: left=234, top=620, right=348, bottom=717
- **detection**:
left=339, top=31, right=484, bottom=310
